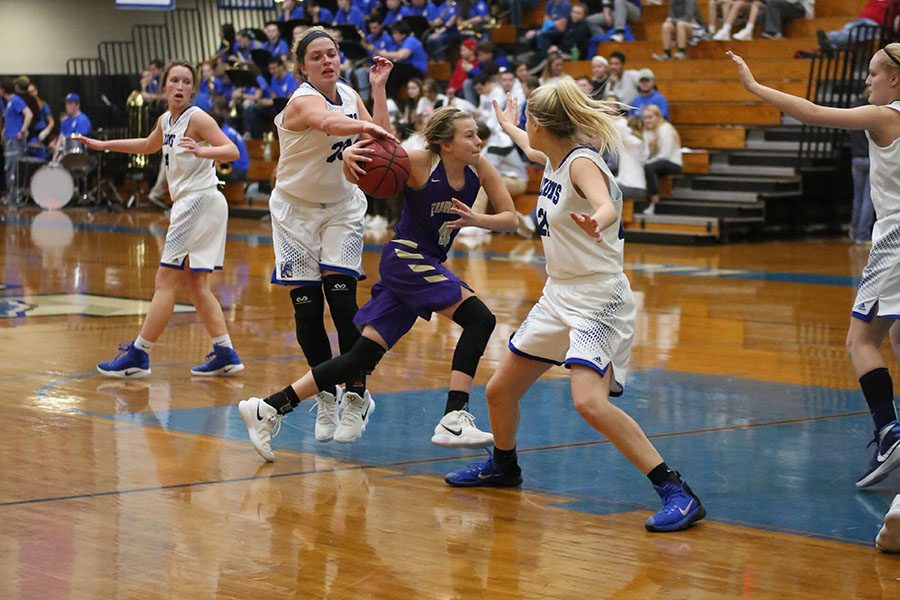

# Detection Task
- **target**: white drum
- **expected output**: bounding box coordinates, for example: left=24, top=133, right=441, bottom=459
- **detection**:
left=30, top=162, right=74, bottom=210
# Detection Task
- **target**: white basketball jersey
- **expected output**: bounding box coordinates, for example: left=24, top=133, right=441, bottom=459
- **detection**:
left=866, top=100, right=900, bottom=219
left=535, top=146, right=624, bottom=280
left=160, top=106, right=219, bottom=201
left=274, top=81, right=359, bottom=205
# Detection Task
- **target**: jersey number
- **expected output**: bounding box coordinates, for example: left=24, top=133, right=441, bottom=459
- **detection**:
left=164, top=153, right=169, bottom=169
left=536, top=207, right=550, bottom=237
left=326, top=139, right=353, bottom=163
left=438, top=222, right=453, bottom=247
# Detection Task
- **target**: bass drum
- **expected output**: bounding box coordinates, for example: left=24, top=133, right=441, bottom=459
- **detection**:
left=30, top=162, right=74, bottom=210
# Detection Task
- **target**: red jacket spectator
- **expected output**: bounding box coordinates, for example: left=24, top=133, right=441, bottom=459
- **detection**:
left=860, top=0, right=897, bottom=25
left=447, top=39, right=478, bottom=95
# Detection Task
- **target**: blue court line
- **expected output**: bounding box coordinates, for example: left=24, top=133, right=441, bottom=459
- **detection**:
left=4, top=213, right=861, bottom=288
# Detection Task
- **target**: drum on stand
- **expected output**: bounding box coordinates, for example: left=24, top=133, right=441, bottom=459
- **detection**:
left=58, top=135, right=90, bottom=171
left=30, top=163, right=74, bottom=210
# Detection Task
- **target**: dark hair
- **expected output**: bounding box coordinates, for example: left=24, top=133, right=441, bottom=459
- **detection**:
left=0, top=78, right=13, bottom=95
left=150, top=58, right=165, bottom=70
left=221, top=23, right=236, bottom=42
left=268, top=56, right=284, bottom=67
left=473, top=72, right=491, bottom=87
left=475, top=41, right=494, bottom=55
left=609, top=51, right=626, bottom=63
left=480, top=59, right=499, bottom=78
left=524, top=75, right=541, bottom=90
left=391, top=20, right=412, bottom=36
left=476, top=119, right=491, bottom=142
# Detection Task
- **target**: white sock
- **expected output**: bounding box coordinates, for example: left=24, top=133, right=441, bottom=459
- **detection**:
left=134, top=335, right=154, bottom=353
left=212, top=334, right=233, bottom=349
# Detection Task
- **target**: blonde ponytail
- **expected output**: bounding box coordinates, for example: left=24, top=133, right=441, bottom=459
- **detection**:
left=526, top=79, right=622, bottom=155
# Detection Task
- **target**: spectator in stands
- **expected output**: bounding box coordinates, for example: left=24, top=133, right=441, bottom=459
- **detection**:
left=640, top=104, right=682, bottom=215
left=426, top=1, right=461, bottom=60
left=458, top=0, right=493, bottom=33
left=543, top=0, right=573, bottom=27
left=537, top=3, right=593, bottom=60
left=307, top=1, right=334, bottom=24
left=278, top=0, right=304, bottom=22
left=1, top=78, right=33, bottom=199
left=27, top=83, right=54, bottom=157
left=654, top=0, right=701, bottom=61
left=463, top=42, right=511, bottom=104
left=215, top=24, right=237, bottom=63
left=244, top=58, right=298, bottom=139
left=518, top=75, right=541, bottom=130
left=141, top=59, right=165, bottom=102
left=211, top=97, right=249, bottom=185
left=334, top=0, right=367, bottom=30
left=603, top=51, right=641, bottom=104
left=708, top=0, right=734, bottom=36
left=400, top=78, right=425, bottom=125
left=233, top=30, right=262, bottom=64
left=713, top=0, right=766, bottom=41
left=447, top=39, right=479, bottom=100
left=539, top=52, right=574, bottom=85
left=354, top=0, right=380, bottom=19
left=194, top=63, right=216, bottom=113
left=58, top=93, right=93, bottom=138
left=499, top=68, right=526, bottom=107
left=382, top=20, right=429, bottom=95
left=629, top=69, right=669, bottom=119
left=761, top=0, right=814, bottom=40
left=382, top=0, right=404, bottom=27
left=817, top=0, right=894, bottom=53
left=263, top=22, right=290, bottom=62
left=404, top=0, right=437, bottom=19
left=590, top=55, right=610, bottom=95
left=356, top=17, right=397, bottom=102
left=417, top=79, right=449, bottom=116
left=576, top=76, right=594, bottom=96
left=585, top=0, right=643, bottom=43
left=609, top=95, right=647, bottom=201
left=232, top=64, right=270, bottom=131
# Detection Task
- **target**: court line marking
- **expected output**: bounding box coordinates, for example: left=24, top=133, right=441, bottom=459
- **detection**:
left=4, top=214, right=861, bottom=288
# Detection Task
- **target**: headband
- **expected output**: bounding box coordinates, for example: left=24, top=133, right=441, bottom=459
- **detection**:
left=886, top=48, right=900, bottom=68
left=296, top=30, right=336, bottom=61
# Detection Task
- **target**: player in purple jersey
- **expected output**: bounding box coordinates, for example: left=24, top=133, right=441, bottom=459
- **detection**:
left=239, top=108, right=517, bottom=460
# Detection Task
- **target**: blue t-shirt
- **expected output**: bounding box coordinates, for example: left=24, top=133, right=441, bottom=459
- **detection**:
left=400, top=35, right=428, bottom=76
left=431, top=1, right=459, bottom=25
left=394, top=159, right=480, bottom=262
left=33, top=103, right=52, bottom=131
left=315, top=7, right=334, bottom=23
left=244, top=74, right=271, bottom=99
left=263, top=39, right=289, bottom=58
left=277, top=6, right=304, bottom=21
left=335, top=6, right=366, bottom=29
left=383, top=8, right=403, bottom=27
left=60, top=113, right=93, bottom=136
left=402, top=3, right=435, bottom=18
left=629, top=91, right=669, bottom=121
left=545, top=0, right=571, bottom=21
left=222, top=124, right=250, bottom=172
left=269, top=72, right=299, bottom=98
left=4, top=95, right=28, bottom=140
left=353, top=0, right=378, bottom=15
left=367, top=31, right=397, bottom=54
left=468, top=0, right=490, bottom=19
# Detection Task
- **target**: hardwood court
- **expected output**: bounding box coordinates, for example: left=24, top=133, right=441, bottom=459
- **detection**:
left=1, top=208, right=898, bottom=598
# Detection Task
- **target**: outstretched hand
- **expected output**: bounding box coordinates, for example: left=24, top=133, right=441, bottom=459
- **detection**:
left=727, top=51, right=758, bottom=92
left=492, top=94, right=519, bottom=130
left=570, top=211, right=602, bottom=239
left=72, top=134, right=106, bottom=151
left=444, top=198, right=480, bottom=230
left=369, top=56, right=394, bottom=89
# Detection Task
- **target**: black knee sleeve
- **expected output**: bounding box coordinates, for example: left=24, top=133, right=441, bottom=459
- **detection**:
left=290, top=285, right=332, bottom=368
left=323, top=274, right=361, bottom=354
left=312, top=337, right=386, bottom=392
left=451, top=296, right=496, bottom=378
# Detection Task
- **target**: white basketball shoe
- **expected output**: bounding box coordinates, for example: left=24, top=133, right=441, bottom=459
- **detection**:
left=431, top=410, right=494, bottom=448
left=333, top=390, right=374, bottom=443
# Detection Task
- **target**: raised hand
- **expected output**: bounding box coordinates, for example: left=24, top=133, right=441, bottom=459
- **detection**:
left=727, top=51, right=758, bottom=92
left=492, top=94, right=518, bottom=130
left=369, top=56, right=394, bottom=89
left=570, top=211, right=602, bottom=239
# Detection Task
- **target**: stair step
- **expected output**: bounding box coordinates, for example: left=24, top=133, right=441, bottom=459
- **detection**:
left=653, top=201, right=765, bottom=218
left=689, top=175, right=800, bottom=193
left=750, top=126, right=805, bottom=143
left=669, top=188, right=763, bottom=203
left=708, top=163, right=798, bottom=177
left=624, top=229, right=719, bottom=245
left=745, top=139, right=802, bottom=151
left=725, top=150, right=800, bottom=168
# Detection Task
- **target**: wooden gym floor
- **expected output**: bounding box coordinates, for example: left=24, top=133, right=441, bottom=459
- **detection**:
left=0, top=207, right=898, bottom=598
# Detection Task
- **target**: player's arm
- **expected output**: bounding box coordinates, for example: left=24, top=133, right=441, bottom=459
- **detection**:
left=568, top=157, right=618, bottom=239
left=180, top=110, right=239, bottom=162
left=729, top=51, right=890, bottom=132
left=74, top=116, right=163, bottom=154
left=492, top=95, right=547, bottom=165
left=286, top=95, right=391, bottom=138
left=469, top=155, right=517, bottom=233
left=366, top=56, right=394, bottom=132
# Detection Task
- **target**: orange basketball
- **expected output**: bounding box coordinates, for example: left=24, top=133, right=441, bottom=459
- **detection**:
left=357, top=138, right=411, bottom=199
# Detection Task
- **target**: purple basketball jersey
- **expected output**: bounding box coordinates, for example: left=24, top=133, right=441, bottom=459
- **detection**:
left=392, top=159, right=481, bottom=261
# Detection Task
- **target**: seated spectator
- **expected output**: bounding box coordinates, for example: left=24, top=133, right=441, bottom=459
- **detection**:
left=654, top=0, right=701, bottom=60
left=603, top=51, right=641, bottom=104
left=211, top=98, right=250, bottom=184
left=382, top=20, right=429, bottom=95
left=403, top=0, right=437, bottom=19
left=586, top=0, right=643, bottom=43
left=277, top=0, right=304, bottom=22
left=543, top=0, right=573, bottom=28
left=382, top=0, right=405, bottom=27
left=590, top=55, right=610, bottom=95
left=447, top=39, right=479, bottom=100
left=518, top=75, right=541, bottom=130
left=611, top=101, right=648, bottom=201
left=263, top=22, right=290, bottom=62
left=233, top=30, right=262, bottom=64
left=708, top=0, right=734, bottom=35
left=640, top=104, right=682, bottom=215
left=761, top=0, right=814, bottom=40
left=575, top=76, right=594, bottom=96
left=354, top=0, right=380, bottom=19
left=539, top=51, right=574, bottom=85
left=538, top=3, right=592, bottom=59
left=232, top=64, right=270, bottom=131
left=425, top=1, right=461, bottom=60
left=58, top=93, right=93, bottom=138
left=464, top=41, right=511, bottom=104
left=498, top=68, right=526, bottom=107
left=244, top=57, right=298, bottom=139
left=194, top=62, right=217, bottom=113
left=629, top=69, right=669, bottom=119
left=215, top=24, right=237, bottom=63
left=307, top=1, right=334, bottom=25
left=817, top=0, right=893, bottom=52
left=355, top=17, right=397, bottom=101
left=400, top=78, right=425, bottom=125
left=713, top=0, right=766, bottom=41
left=141, top=58, right=165, bottom=102
left=334, top=0, right=367, bottom=30
left=458, top=0, right=492, bottom=34
left=417, top=78, right=449, bottom=116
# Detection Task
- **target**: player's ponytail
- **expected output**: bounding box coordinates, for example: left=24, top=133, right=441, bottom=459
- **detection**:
left=526, top=79, right=622, bottom=155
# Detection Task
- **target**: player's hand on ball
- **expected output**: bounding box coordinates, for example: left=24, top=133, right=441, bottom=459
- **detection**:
left=362, top=121, right=399, bottom=144
left=343, top=138, right=375, bottom=181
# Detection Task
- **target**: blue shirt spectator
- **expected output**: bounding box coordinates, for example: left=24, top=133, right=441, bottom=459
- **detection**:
left=4, top=95, right=28, bottom=140
left=402, top=1, right=436, bottom=18
left=545, top=0, right=572, bottom=23
left=60, top=113, right=93, bottom=137
left=430, top=1, right=460, bottom=26
left=277, top=0, right=304, bottom=22
left=367, top=29, right=397, bottom=54
left=629, top=70, right=669, bottom=120
left=383, top=1, right=404, bottom=27
left=263, top=38, right=289, bottom=59
left=269, top=70, right=299, bottom=98
left=222, top=123, right=250, bottom=173
left=353, top=0, right=379, bottom=16
left=468, top=0, right=491, bottom=20
left=335, top=5, right=367, bottom=29
left=398, top=31, right=428, bottom=75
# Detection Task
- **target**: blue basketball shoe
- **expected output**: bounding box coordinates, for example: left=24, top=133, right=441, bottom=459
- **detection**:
left=191, top=344, right=245, bottom=377
left=856, top=422, right=900, bottom=489
left=97, top=342, right=151, bottom=379
left=444, top=453, right=523, bottom=488
left=645, top=477, right=706, bottom=532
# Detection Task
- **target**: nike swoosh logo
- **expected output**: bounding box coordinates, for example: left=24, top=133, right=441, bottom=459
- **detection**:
left=431, top=178, right=441, bottom=183
left=878, top=438, right=900, bottom=462
left=124, top=368, right=142, bottom=376
left=361, top=403, right=370, bottom=420
left=477, top=472, right=499, bottom=480
left=442, top=424, right=463, bottom=436
left=223, top=365, right=238, bottom=373
left=256, top=403, right=263, bottom=421
left=678, top=499, right=694, bottom=516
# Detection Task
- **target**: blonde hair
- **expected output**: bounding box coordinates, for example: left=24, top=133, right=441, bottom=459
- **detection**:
left=883, top=43, right=900, bottom=74
left=293, top=26, right=338, bottom=64
left=641, top=104, right=681, bottom=155
left=526, top=79, right=622, bottom=155
left=423, top=107, right=473, bottom=154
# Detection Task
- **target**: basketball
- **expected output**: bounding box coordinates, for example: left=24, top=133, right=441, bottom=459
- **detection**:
left=357, top=138, right=411, bottom=199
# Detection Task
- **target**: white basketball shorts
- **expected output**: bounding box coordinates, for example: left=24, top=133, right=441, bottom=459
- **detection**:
left=160, top=187, right=228, bottom=272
